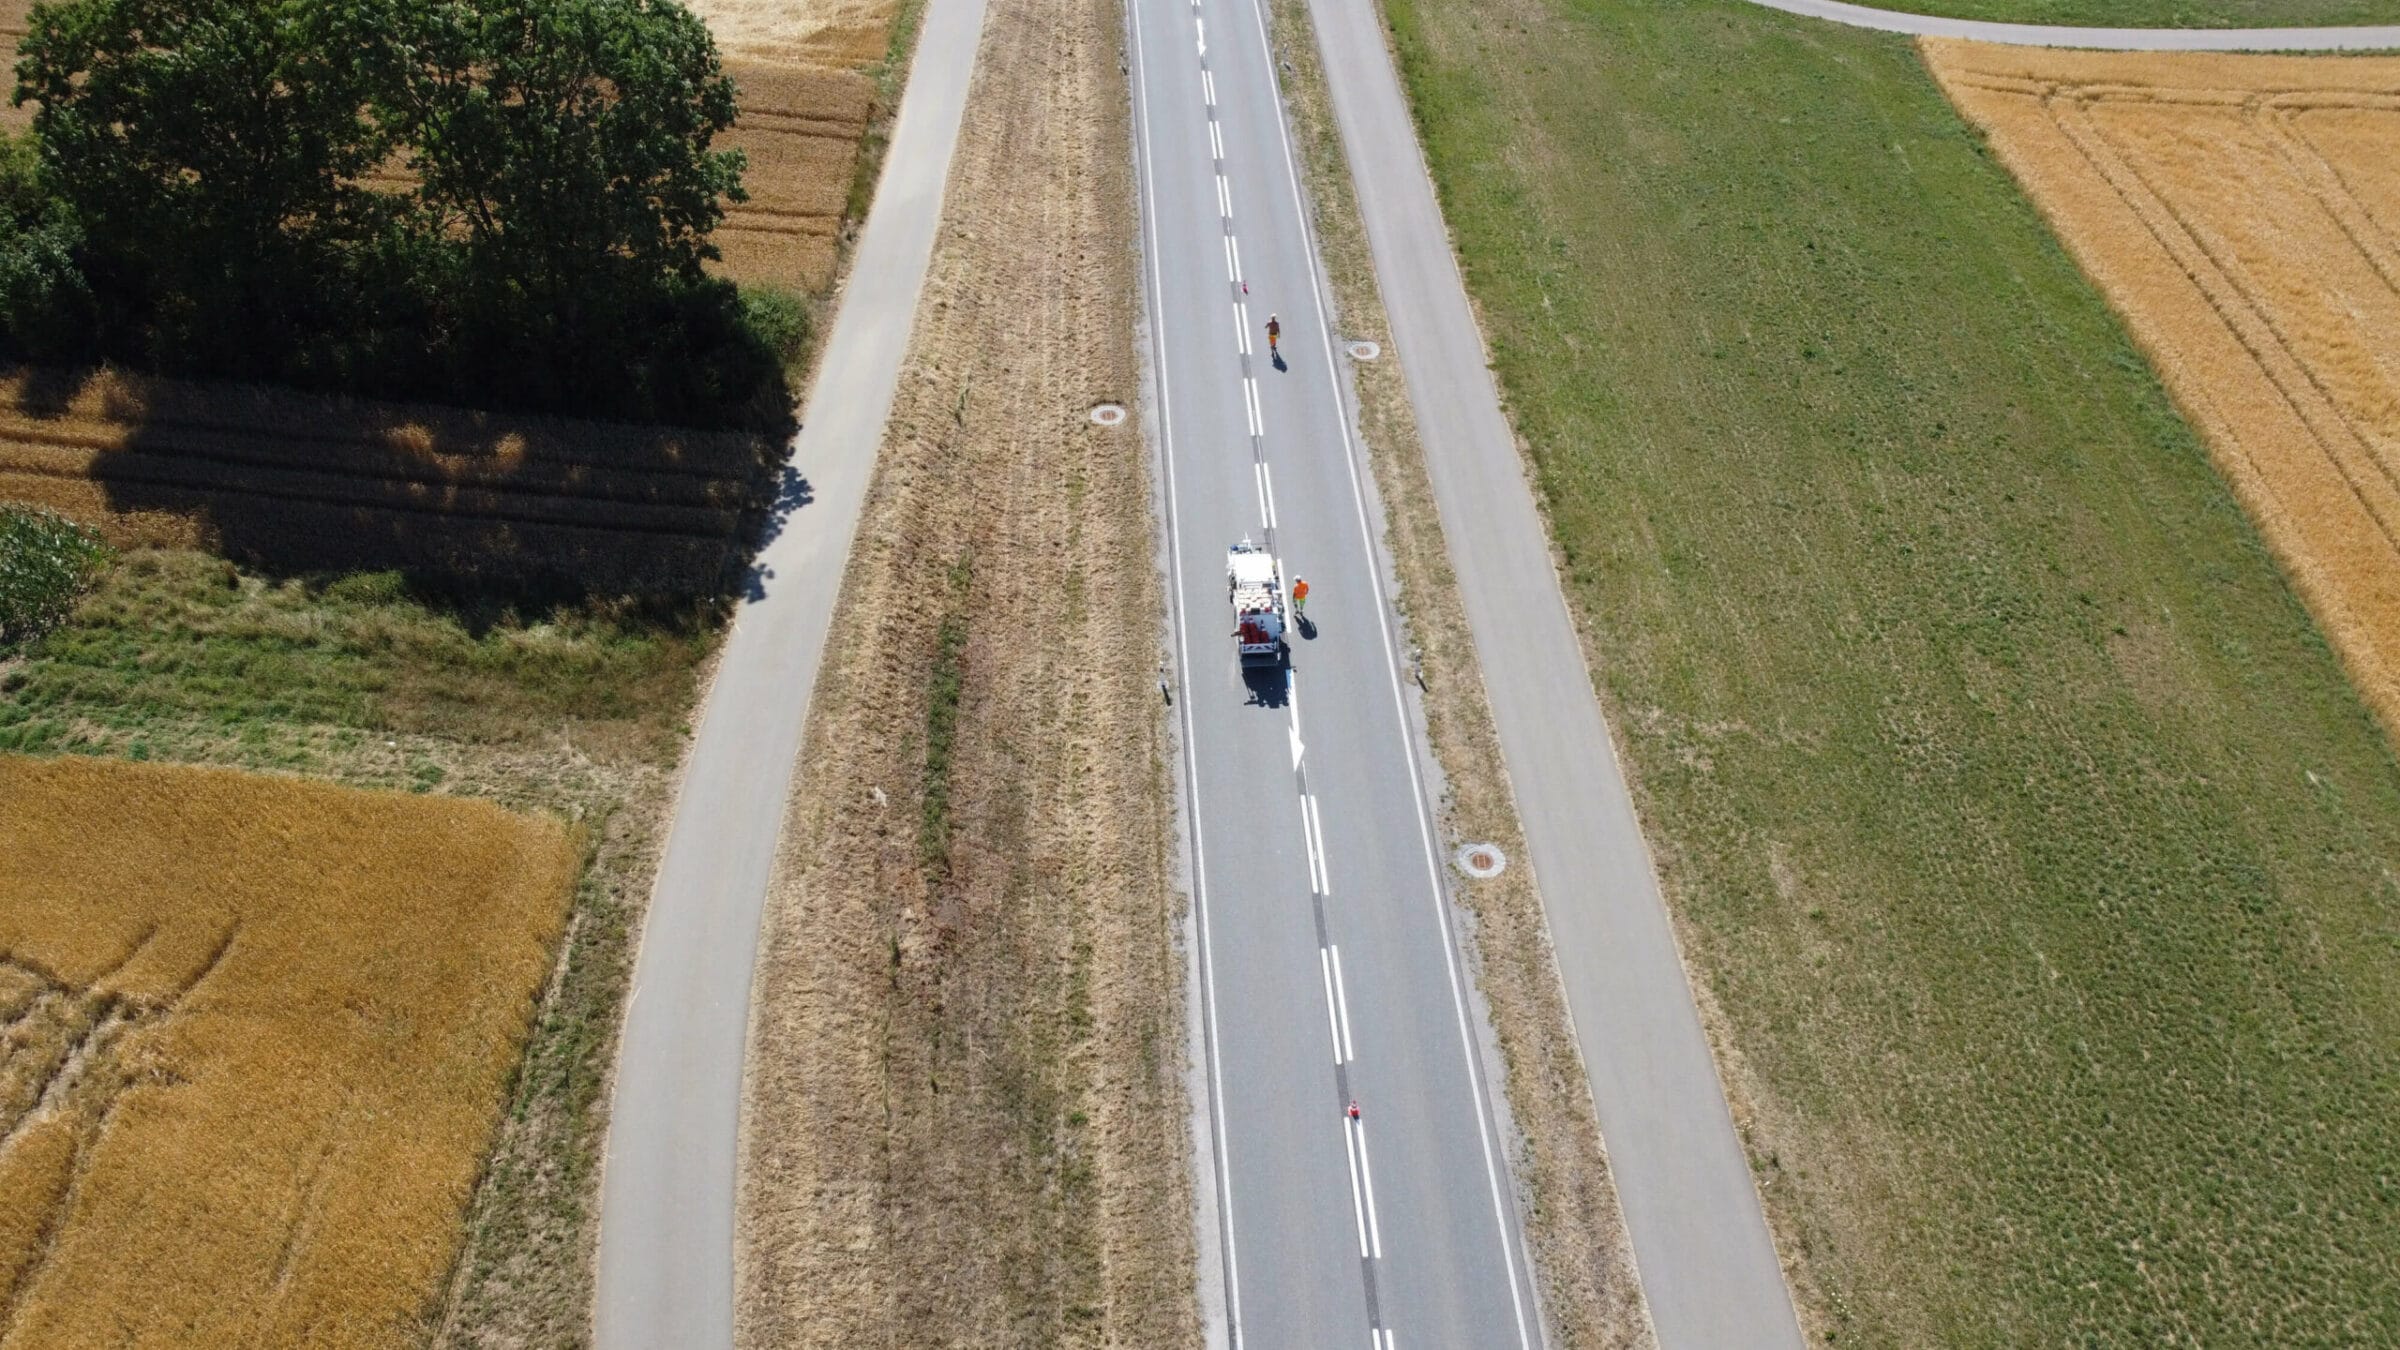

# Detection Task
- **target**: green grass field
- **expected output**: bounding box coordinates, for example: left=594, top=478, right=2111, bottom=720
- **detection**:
left=1383, top=0, right=2400, bottom=1342
left=1851, top=0, right=2400, bottom=28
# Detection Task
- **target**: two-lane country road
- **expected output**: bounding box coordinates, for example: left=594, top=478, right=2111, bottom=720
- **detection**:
left=1129, top=0, right=1543, bottom=1344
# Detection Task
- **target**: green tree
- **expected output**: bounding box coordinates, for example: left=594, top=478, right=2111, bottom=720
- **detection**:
left=15, top=0, right=395, bottom=363
left=381, top=0, right=745, bottom=302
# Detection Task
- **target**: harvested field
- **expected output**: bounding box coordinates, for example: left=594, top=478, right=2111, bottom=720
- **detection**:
left=0, top=365, right=776, bottom=599
left=0, top=754, right=579, bottom=1348
left=1926, top=44, right=2400, bottom=745
left=689, top=0, right=902, bottom=69
left=716, top=59, right=876, bottom=294
left=732, top=0, right=1197, bottom=1338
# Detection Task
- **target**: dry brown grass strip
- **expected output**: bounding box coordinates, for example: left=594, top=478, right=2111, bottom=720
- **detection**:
left=1925, top=41, right=2400, bottom=745
left=0, top=754, right=579, bottom=1349
left=732, top=0, right=1196, bottom=1338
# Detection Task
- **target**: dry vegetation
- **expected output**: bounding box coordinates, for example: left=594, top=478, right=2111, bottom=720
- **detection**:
left=0, top=365, right=775, bottom=599
left=732, top=0, right=1197, bottom=1339
left=1262, top=0, right=1651, bottom=1343
left=0, top=754, right=578, bottom=1349
left=1926, top=43, right=2400, bottom=745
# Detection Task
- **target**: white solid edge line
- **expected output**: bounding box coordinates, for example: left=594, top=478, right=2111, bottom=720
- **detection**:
left=1242, top=0, right=1534, bottom=1341
left=1308, top=793, right=1331, bottom=896
left=1321, top=947, right=1347, bottom=1064
left=1343, top=1116, right=1373, bottom=1258
left=1356, top=1119, right=1384, bottom=1259
left=1330, top=942, right=1355, bottom=1062
left=1129, top=0, right=1245, bottom=1339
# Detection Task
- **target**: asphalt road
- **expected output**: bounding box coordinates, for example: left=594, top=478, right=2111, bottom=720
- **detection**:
left=590, top=0, right=987, bottom=1343
left=1293, top=0, right=1812, bottom=1343
left=1739, top=0, right=2400, bottom=48
left=1129, top=0, right=1547, bottom=1344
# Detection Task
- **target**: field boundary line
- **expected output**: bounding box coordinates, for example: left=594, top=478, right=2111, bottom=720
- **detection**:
left=1737, top=0, right=2400, bottom=49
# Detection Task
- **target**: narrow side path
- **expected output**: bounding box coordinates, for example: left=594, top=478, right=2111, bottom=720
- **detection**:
left=590, top=0, right=989, bottom=1342
left=1740, top=0, right=2400, bottom=48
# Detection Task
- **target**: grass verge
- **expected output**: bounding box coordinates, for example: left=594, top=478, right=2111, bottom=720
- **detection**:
left=1383, top=0, right=2400, bottom=1342
left=730, top=0, right=1198, bottom=1338
left=1262, top=0, right=1652, bottom=1343
left=0, top=548, right=711, bottom=1346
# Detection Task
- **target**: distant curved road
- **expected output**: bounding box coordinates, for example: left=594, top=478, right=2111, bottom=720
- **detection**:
left=1740, top=0, right=2400, bottom=48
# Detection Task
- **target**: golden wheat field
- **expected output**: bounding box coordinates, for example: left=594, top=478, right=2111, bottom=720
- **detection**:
left=1925, top=42, right=2400, bottom=737
left=0, top=754, right=579, bottom=1349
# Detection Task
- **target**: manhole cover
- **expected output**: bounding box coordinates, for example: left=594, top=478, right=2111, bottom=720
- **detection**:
left=1456, top=843, right=1506, bottom=879
left=1089, top=403, right=1127, bottom=426
left=1346, top=340, right=1382, bottom=361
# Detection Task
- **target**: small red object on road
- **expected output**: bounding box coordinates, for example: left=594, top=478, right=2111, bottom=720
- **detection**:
left=1347, top=1100, right=1361, bottom=1121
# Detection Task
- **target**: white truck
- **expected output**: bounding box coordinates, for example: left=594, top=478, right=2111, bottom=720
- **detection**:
left=1226, top=539, right=1288, bottom=666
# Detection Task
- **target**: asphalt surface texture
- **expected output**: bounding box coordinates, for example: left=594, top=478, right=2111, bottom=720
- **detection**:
left=1130, top=0, right=1547, bottom=1344
left=1293, top=0, right=1814, bottom=1342
left=590, top=0, right=988, bottom=1342
left=1740, top=0, right=2400, bottom=47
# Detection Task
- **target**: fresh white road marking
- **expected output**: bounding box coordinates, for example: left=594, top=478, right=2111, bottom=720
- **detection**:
left=1216, top=173, right=1232, bottom=219
left=1234, top=302, right=1251, bottom=355
left=1288, top=719, right=1305, bottom=771
left=1228, top=234, right=1243, bottom=286
left=1209, top=118, right=1225, bottom=160
left=1223, top=234, right=1237, bottom=282
left=1329, top=943, right=1355, bottom=1062
left=1300, top=793, right=1329, bottom=895
left=1355, top=1118, right=1385, bottom=1259
left=1196, top=16, right=1205, bottom=54
left=1342, top=1115, right=1372, bottom=1258
left=1243, top=377, right=1264, bottom=437
left=1260, top=462, right=1278, bottom=528
left=1201, top=69, right=1215, bottom=106
left=1319, top=947, right=1346, bottom=1064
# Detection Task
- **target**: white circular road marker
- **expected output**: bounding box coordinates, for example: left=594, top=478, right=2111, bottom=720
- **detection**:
left=1455, top=843, right=1506, bottom=879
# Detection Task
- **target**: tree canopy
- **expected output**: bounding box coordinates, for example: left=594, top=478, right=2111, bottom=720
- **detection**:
left=1, top=0, right=781, bottom=428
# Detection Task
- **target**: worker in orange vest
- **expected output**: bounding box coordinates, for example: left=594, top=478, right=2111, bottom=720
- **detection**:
left=1291, top=576, right=1310, bottom=615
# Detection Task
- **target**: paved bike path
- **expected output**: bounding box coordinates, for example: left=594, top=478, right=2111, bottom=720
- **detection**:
left=591, top=0, right=987, bottom=1342
left=1743, top=0, right=2400, bottom=47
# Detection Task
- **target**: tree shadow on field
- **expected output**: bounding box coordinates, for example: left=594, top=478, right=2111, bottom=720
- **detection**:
left=0, top=361, right=804, bottom=623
